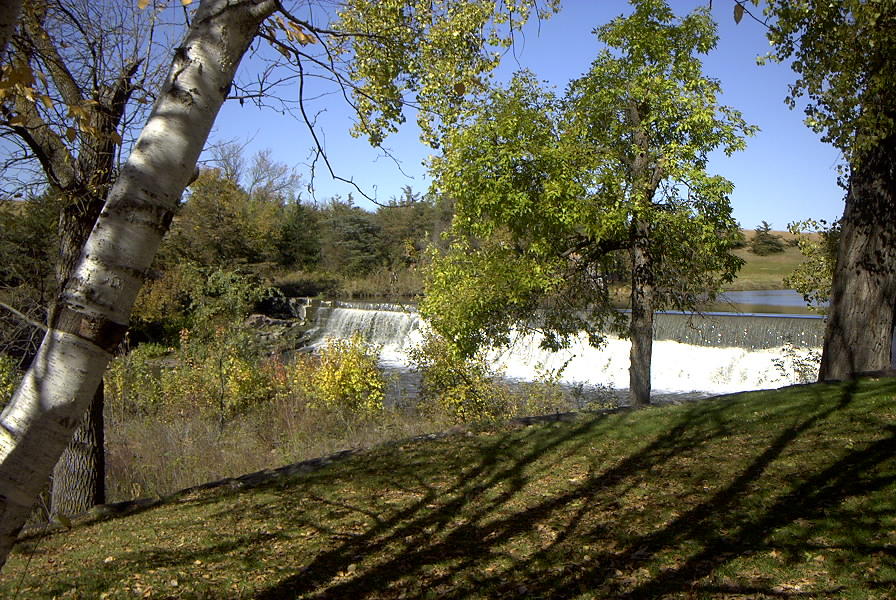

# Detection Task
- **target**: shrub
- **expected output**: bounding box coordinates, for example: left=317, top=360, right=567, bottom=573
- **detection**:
left=773, top=342, right=821, bottom=384
left=750, top=221, right=785, bottom=256
left=105, top=343, right=169, bottom=418
left=408, top=331, right=513, bottom=424
left=0, top=353, right=21, bottom=404
left=306, top=333, right=386, bottom=417
left=133, top=264, right=274, bottom=344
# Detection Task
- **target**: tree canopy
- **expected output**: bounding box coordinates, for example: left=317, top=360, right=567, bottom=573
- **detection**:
left=423, top=0, right=754, bottom=405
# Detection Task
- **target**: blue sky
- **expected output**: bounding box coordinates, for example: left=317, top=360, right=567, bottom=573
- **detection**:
left=209, top=0, right=845, bottom=230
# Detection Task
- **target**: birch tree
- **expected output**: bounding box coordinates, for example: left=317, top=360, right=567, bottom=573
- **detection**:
left=1, top=0, right=171, bottom=520
left=0, top=0, right=553, bottom=569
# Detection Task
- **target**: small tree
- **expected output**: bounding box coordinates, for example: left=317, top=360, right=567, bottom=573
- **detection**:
left=784, top=219, right=840, bottom=310
left=424, top=0, right=753, bottom=407
left=750, top=221, right=785, bottom=256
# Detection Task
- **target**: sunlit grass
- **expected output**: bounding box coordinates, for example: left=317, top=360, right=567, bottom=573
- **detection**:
left=4, top=377, right=895, bottom=599
left=726, top=245, right=807, bottom=291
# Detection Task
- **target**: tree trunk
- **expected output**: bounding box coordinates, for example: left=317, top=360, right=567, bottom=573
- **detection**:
left=819, top=129, right=896, bottom=380
left=49, top=197, right=108, bottom=518
left=0, top=0, right=22, bottom=62
left=50, top=382, right=104, bottom=517
left=0, top=0, right=276, bottom=568
left=629, top=217, right=654, bottom=408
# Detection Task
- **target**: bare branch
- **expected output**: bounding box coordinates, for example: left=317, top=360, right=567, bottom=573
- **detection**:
left=0, top=301, right=47, bottom=332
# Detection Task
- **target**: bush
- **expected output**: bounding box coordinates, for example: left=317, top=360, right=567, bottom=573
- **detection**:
left=306, top=333, right=386, bottom=417
left=408, top=331, right=514, bottom=423
left=750, top=221, right=785, bottom=256
left=0, top=353, right=21, bottom=404
left=105, top=343, right=169, bottom=417
left=133, top=264, right=274, bottom=344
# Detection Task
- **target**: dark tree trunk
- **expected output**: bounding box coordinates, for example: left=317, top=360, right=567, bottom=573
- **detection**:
left=819, top=130, right=896, bottom=380
left=629, top=217, right=654, bottom=408
left=49, top=196, right=106, bottom=517
left=50, top=381, right=105, bottom=517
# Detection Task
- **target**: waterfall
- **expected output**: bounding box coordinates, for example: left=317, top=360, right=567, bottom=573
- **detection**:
left=306, top=304, right=823, bottom=395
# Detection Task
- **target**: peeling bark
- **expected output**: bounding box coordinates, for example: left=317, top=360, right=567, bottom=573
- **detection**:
left=0, top=0, right=276, bottom=567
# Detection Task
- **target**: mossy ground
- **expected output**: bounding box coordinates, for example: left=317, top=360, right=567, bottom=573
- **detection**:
left=4, top=377, right=895, bottom=599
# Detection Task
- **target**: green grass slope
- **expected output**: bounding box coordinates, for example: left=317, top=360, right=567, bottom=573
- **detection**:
left=4, top=378, right=896, bottom=599
left=726, top=246, right=807, bottom=291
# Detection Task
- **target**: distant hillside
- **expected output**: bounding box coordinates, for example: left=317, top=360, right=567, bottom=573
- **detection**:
left=727, top=228, right=807, bottom=291
left=4, top=377, right=895, bottom=599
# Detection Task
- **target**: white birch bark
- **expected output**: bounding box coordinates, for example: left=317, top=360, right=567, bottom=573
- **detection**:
left=0, top=0, right=275, bottom=567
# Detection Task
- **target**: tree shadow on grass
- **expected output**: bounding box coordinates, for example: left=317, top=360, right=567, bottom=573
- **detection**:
left=251, top=379, right=896, bottom=599
left=11, top=379, right=894, bottom=599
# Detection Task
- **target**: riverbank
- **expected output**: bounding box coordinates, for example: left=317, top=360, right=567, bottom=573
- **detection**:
left=5, top=375, right=894, bottom=598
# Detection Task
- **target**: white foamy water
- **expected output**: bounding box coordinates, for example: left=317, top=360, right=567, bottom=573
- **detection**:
left=308, top=306, right=820, bottom=395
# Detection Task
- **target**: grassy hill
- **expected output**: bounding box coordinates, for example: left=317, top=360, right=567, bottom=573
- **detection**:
left=3, top=377, right=895, bottom=599
left=726, top=230, right=809, bottom=291
left=726, top=245, right=807, bottom=291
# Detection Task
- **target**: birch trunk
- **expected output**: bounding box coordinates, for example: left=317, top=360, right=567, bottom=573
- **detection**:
left=0, top=0, right=275, bottom=568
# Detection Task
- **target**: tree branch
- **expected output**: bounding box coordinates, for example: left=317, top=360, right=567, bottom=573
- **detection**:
left=0, top=301, right=47, bottom=332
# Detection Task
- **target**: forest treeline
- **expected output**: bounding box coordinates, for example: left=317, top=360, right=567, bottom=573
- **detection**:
left=0, top=147, right=455, bottom=356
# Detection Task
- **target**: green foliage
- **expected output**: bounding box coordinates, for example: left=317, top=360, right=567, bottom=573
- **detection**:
left=162, top=169, right=284, bottom=268
left=305, top=333, right=386, bottom=417
left=784, top=219, right=840, bottom=309
left=133, top=264, right=273, bottom=343
left=276, top=202, right=322, bottom=270
left=374, top=187, right=439, bottom=270
left=0, top=193, right=60, bottom=294
left=318, top=197, right=385, bottom=276
left=424, top=0, right=753, bottom=359
left=105, top=343, right=168, bottom=417
left=0, top=353, right=21, bottom=404
left=108, top=330, right=387, bottom=424
left=749, top=221, right=785, bottom=256
left=762, top=0, right=896, bottom=167
left=408, top=330, right=513, bottom=424
left=0, top=192, right=62, bottom=361
left=333, top=0, right=559, bottom=147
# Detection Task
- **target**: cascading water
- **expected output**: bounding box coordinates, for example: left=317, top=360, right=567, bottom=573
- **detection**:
left=306, top=303, right=823, bottom=396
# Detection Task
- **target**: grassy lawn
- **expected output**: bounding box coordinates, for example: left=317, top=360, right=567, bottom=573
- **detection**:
left=726, top=246, right=807, bottom=291
left=3, top=377, right=895, bottom=599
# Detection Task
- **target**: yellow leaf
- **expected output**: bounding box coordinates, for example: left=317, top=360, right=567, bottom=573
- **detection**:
left=137, top=0, right=149, bottom=9
left=181, top=0, right=192, bottom=5
left=734, top=4, right=744, bottom=24
left=40, top=94, right=53, bottom=109
left=65, top=127, right=77, bottom=143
